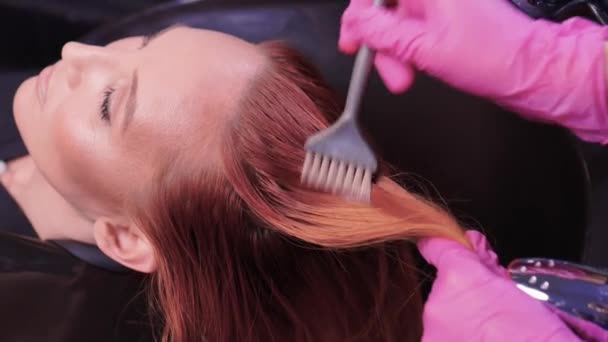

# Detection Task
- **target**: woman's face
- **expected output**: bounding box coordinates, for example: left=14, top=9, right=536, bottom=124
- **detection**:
left=13, top=26, right=264, bottom=222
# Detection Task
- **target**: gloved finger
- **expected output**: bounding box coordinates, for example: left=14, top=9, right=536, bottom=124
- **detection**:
left=338, top=0, right=419, bottom=53
left=417, top=230, right=504, bottom=274
left=375, top=53, right=415, bottom=93
left=417, top=234, right=477, bottom=271
left=339, top=5, right=364, bottom=54
left=339, top=6, right=428, bottom=64
left=340, top=1, right=418, bottom=92
left=464, top=230, right=507, bottom=277
left=339, top=0, right=378, bottom=53
left=465, top=230, right=498, bottom=265
left=393, top=0, right=425, bottom=19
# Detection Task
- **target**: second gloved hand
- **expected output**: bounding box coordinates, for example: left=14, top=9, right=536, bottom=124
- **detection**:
left=340, top=0, right=608, bottom=143
left=419, top=230, right=581, bottom=342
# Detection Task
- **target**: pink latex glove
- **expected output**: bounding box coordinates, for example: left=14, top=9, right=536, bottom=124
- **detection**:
left=340, top=0, right=608, bottom=144
left=418, top=230, right=582, bottom=341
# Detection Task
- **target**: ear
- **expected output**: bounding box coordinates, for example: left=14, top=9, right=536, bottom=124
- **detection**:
left=93, top=217, right=158, bottom=273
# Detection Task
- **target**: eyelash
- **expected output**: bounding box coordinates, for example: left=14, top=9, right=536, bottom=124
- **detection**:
left=98, top=31, right=159, bottom=121
left=100, top=87, right=115, bottom=121
left=99, top=33, right=149, bottom=122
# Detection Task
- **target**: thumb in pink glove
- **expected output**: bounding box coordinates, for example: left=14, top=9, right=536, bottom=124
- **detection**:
left=418, top=230, right=580, bottom=342
left=340, top=0, right=608, bottom=144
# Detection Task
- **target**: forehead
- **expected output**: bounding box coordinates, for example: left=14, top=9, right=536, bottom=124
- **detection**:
left=120, top=27, right=266, bottom=162
left=140, top=27, right=262, bottom=94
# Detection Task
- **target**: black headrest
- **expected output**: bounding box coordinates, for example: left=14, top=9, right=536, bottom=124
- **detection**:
left=81, top=0, right=589, bottom=264
left=0, top=232, right=150, bottom=342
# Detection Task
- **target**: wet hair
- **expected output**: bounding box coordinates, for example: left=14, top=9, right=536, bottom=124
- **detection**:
left=133, top=41, right=466, bottom=341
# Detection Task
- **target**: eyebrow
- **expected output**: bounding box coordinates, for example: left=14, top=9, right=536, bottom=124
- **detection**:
left=122, top=71, right=138, bottom=131
left=123, top=24, right=184, bottom=130
left=140, top=23, right=185, bottom=49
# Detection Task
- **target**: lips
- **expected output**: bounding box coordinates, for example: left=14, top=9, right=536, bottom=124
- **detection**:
left=37, top=64, right=55, bottom=106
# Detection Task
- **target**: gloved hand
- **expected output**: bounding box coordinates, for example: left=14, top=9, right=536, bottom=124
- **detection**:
left=340, top=0, right=608, bottom=143
left=419, top=230, right=580, bottom=341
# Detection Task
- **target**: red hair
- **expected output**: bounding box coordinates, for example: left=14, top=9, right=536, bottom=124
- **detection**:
left=134, top=41, right=466, bottom=341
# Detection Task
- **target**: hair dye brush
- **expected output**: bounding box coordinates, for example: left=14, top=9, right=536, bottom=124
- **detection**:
left=300, top=0, right=386, bottom=203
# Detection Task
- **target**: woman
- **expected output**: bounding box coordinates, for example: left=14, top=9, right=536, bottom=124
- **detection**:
left=340, top=0, right=608, bottom=340
left=2, top=24, right=474, bottom=341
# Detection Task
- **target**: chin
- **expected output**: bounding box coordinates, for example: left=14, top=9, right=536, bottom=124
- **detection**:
left=12, top=77, right=38, bottom=153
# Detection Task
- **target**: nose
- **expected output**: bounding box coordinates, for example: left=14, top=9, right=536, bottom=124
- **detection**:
left=61, top=42, right=116, bottom=88
left=61, top=41, right=113, bottom=61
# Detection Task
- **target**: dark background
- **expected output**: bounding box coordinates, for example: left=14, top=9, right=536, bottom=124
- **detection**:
left=0, top=0, right=170, bottom=68
left=0, top=0, right=607, bottom=267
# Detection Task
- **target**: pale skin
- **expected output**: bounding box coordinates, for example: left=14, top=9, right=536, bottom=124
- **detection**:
left=4, top=26, right=266, bottom=273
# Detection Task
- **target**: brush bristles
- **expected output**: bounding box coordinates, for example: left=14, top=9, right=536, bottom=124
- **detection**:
left=301, top=152, right=372, bottom=202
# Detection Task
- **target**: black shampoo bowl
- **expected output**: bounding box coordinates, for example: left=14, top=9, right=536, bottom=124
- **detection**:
left=83, top=0, right=589, bottom=264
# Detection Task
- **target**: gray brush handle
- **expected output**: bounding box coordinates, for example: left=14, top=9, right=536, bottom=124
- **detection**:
left=342, top=0, right=385, bottom=121
left=342, top=46, right=375, bottom=120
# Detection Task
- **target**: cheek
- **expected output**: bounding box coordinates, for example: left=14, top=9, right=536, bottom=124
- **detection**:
left=42, top=102, right=120, bottom=214
left=14, top=78, right=125, bottom=216
left=13, top=78, right=66, bottom=185
left=52, top=102, right=96, bottom=163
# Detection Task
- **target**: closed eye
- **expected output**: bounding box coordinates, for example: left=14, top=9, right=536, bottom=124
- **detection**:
left=100, top=87, right=115, bottom=122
